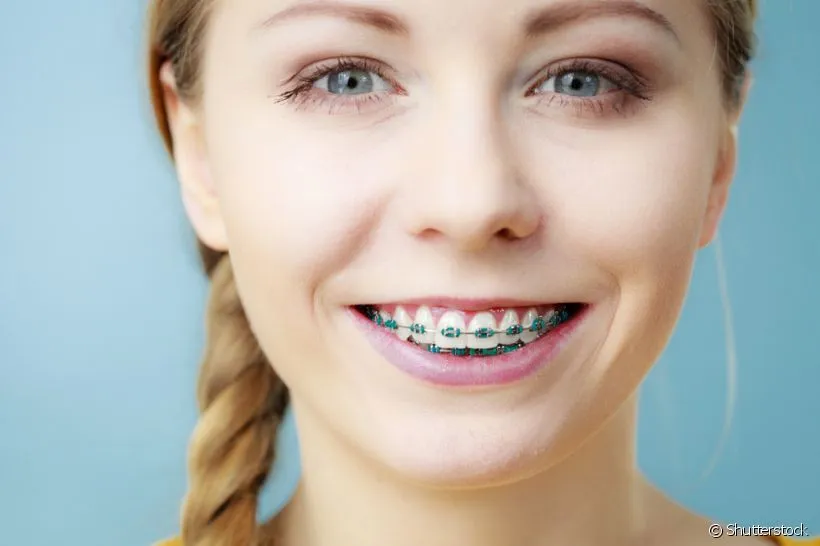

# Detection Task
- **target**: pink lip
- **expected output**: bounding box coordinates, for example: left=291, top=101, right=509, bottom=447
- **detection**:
left=347, top=305, right=589, bottom=388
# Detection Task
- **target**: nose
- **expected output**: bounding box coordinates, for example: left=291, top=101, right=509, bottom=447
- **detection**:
left=403, top=98, right=541, bottom=252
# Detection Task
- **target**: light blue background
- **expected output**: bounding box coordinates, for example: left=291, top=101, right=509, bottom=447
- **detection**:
left=1, top=1, right=818, bottom=545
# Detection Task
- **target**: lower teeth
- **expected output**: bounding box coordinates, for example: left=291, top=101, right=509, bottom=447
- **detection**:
left=360, top=304, right=577, bottom=357
left=416, top=342, right=527, bottom=356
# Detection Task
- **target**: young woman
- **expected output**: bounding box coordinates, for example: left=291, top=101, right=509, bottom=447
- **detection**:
left=146, top=0, right=817, bottom=544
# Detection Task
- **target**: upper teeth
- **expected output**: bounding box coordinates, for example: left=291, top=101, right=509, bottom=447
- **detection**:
left=467, top=312, right=498, bottom=349
left=392, top=306, right=413, bottom=341
left=498, top=310, right=521, bottom=345
left=435, top=311, right=467, bottom=349
left=370, top=304, right=561, bottom=349
left=520, top=308, right=540, bottom=344
left=411, top=305, right=436, bottom=344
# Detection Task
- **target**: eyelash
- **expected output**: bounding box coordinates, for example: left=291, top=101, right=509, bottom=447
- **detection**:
left=274, top=56, right=652, bottom=117
left=275, top=57, right=404, bottom=114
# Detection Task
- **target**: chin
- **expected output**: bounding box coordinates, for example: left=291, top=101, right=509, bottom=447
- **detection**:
left=353, top=397, right=585, bottom=489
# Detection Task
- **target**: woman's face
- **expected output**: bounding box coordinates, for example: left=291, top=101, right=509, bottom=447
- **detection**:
left=167, top=0, right=739, bottom=484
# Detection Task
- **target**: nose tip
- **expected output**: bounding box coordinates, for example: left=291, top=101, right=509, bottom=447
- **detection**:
left=414, top=186, right=541, bottom=251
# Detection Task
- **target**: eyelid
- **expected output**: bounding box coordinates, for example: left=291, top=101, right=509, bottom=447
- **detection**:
left=283, top=56, right=404, bottom=96
left=524, top=58, right=650, bottom=99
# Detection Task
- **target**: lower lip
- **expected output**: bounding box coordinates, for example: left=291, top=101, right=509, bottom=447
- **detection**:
left=347, top=305, right=589, bottom=388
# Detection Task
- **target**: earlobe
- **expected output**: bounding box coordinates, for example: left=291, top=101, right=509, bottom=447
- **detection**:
left=159, top=62, right=229, bottom=252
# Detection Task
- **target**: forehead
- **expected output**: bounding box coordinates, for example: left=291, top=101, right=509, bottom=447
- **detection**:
left=212, top=0, right=712, bottom=46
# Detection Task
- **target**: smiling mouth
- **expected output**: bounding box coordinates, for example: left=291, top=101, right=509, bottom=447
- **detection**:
left=354, top=302, right=584, bottom=357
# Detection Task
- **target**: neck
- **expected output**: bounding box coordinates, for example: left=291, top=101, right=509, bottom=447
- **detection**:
left=277, top=395, right=659, bottom=546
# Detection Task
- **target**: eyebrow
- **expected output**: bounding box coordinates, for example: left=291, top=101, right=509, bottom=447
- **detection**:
left=524, top=0, right=679, bottom=42
left=256, top=1, right=409, bottom=35
left=255, top=0, right=679, bottom=43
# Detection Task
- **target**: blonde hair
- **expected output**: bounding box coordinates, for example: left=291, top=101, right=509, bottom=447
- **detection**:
left=146, top=1, right=758, bottom=544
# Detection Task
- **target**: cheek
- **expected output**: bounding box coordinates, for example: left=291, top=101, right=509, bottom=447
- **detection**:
left=203, top=108, right=404, bottom=298
left=530, top=115, right=717, bottom=282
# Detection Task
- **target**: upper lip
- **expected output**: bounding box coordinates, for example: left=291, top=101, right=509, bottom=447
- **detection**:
left=358, top=297, right=561, bottom=311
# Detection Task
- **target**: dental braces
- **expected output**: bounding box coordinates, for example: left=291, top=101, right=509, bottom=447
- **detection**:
left=361, top=305, right=574, bottom=357
left=362, top=305, right=571, bottom=338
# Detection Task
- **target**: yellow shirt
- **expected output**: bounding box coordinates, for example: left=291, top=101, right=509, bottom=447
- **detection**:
left=154, top=536, right=820, bottom=545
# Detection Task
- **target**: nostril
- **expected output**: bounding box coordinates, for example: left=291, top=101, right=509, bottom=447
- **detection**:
left=417, top=228, right=443, bottom=242
left=498, top=227, right=515, bottom=240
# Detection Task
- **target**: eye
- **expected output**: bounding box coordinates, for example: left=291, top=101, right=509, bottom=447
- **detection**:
left=536, top=70, right=619, bottom=97
left=314, top=68, right=393, bottom=95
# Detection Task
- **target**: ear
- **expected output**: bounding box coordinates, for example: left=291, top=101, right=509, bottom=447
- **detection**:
left=159, top=62, right=229, bottom=251
left=698, top=73, right=753, bottom=248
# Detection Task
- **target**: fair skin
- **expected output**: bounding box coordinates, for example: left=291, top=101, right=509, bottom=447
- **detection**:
left=161, top=0, right=762, bottom=545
